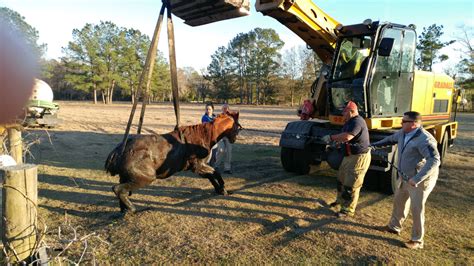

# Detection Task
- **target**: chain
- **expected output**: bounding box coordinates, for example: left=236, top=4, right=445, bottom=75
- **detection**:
left=242, top=127, right=410, bottom=180
left=328, top=141, right=410, bottom=180
left=240, top=128, right=282, bottom=135
left=369, top=146, right=409, bottom=180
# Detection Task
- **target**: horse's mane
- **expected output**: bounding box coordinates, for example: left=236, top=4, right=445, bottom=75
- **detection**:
left=170, top=114, right=234, bottom=145
left=178, top=122, right=212, bottom=137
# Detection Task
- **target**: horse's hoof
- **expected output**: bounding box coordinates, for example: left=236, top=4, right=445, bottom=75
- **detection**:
left=112, top=185, right=119, bottom=195
left=136, top=206, right=153, bottom=213
left=121, top=208, right=136, bottom=215
left=109, top=212, right=125, bottom=219
left=217, top=189, right=231, bottom=196
left=120, top=205, right=136, bottom=214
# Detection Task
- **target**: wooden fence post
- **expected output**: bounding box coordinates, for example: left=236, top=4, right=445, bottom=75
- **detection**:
left=1, top=164, right=38, bottom=263
left=0, top=126, right=5, bottom=154
left=7, top=127, right=22, bottom=164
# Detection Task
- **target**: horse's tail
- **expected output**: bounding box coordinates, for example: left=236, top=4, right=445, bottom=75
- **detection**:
left=105, top=143, right=124, bottom=176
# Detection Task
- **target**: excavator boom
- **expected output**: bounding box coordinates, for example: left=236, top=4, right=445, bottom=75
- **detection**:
left=168, top=0, right=340, bottom=64
left=256, top=0, right=341, bottom=64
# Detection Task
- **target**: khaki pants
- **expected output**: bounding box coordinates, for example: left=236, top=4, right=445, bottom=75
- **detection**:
left=216, top=137, right=232, bottom=171
left=207, top=143, right=218, bottom=166
left=336, top=151, right=371, bottom=214
left=389, top=176, right=437, bottom=243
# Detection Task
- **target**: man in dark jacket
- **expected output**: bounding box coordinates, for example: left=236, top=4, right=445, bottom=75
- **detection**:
left=322, top=101, right=371, bottom=218
left=372, top=111, right=440, bottom=249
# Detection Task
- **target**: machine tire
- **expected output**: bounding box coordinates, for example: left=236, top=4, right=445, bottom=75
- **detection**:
left=380, top=146, right=400, bottom=194
left=363, top=170, right=380, bottom=191
left=438, top=131, right=449, bottom=168
left=389, top=164, right=401, bottom=194
left=293, top=149, right=311, bottom=175
left=281, top=147, right=295, bottom=172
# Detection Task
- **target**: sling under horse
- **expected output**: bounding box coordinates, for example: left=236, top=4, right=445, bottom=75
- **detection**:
left=105, top=112, right=240, bottom=213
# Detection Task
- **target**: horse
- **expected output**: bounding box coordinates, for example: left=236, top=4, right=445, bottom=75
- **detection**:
left=105, top=111, right=240, bottom=213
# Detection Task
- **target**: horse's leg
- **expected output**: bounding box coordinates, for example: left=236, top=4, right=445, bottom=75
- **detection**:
left=194, top=162, right=228, bottom=195
left=207, top=174, right=222, bottom=193
left=113, top=163, right=156, bottom=213
left=112, top=182, right=140, bottom=213
left=213, top=170, right=225, bottom=191
left=112, top=174, right=130, bottom=212
left=213, top=170, right=231, bottom=195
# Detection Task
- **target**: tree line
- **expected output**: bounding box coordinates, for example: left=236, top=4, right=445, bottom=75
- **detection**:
left=1, top=7, right=473, bottom=106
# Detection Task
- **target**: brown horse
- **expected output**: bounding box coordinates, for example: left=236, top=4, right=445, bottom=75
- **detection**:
left=105, top=112, right=240, bottom=213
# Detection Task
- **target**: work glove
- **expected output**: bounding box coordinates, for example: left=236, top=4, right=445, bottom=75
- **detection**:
left=321, top=135, right=332, bottom=144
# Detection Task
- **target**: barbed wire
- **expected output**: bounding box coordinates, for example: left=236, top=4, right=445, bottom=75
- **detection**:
left=1, top=129, right=110, bottom=265
left=1, top=185, right=110, bottom=264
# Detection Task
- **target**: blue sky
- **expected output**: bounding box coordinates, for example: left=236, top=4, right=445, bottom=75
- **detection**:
left=1, top=0, right=472, bottom=72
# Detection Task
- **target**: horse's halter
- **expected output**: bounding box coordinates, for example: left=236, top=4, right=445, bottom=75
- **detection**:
left=227, top=116, right=241, bottom=143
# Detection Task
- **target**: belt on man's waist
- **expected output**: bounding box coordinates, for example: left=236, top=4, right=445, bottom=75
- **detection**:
left=345, top=143, right=370, bottom=156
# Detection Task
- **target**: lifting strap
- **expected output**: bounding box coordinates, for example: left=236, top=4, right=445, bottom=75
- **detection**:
left=166, top=0, right=182, bottom=133
left=121, top=0, right=182, bottom=154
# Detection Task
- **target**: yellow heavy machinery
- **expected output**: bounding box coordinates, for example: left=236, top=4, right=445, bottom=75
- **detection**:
left=169, top=0, right=459, bottom=192
left=255, top=0, right=458, bottom=192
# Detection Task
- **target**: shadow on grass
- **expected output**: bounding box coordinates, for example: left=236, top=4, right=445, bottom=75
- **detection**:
left=39, top=186, right=316, bottom=229
left=31, top=129, right=397, bottom=247
left=39, top=173, right=328, bottom=216
left=25, top=130, right=283, bottom=172
left=39, top=172, right=392, bottom=252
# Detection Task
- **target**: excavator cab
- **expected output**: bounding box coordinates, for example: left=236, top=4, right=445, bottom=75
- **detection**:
left=329, top=34, right=374, bottom=117
left=333, top=36, right=372, bottom=81
left=168, top=0, right=250, bottom=26
left=328, top=23, right=417, bottom=119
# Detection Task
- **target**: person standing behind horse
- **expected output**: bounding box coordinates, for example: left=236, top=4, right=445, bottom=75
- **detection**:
left=216, top=103, right=233, bottom=174
left=322, top=101, right=371, bottom=218
left=202, top=102, right=216, bottom=123
left=201, top=102, right=217, bottom=166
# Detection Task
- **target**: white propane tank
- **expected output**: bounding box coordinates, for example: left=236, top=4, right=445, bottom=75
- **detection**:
left=31, top=79, right=54, bottom=102
left=0, top=155, right=17, bottom=168
left=29, top=79, right=54, bottom=114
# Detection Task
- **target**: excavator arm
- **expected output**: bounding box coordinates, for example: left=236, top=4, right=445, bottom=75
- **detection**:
left=167, top=0, right=339, bottom=118
left=255, top=0, right=341, bottom=65
left=169, top=0, right=340, bottom=64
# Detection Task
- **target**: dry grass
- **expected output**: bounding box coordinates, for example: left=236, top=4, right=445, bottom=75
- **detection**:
left=4, top=102, right=473, bottom=264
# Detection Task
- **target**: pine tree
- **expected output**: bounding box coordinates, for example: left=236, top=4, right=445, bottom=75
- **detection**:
left=416, top=24, right=454, bottom=71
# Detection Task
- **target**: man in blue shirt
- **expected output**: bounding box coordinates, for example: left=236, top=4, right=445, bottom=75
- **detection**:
left=322, top=101, right=371, bottom=218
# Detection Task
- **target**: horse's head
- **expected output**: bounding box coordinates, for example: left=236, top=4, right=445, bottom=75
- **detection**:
left=213, top=111, right=241, bottom=144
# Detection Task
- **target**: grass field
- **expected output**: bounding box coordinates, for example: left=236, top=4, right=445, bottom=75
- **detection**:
left=2, top=102, right=473, bottom=264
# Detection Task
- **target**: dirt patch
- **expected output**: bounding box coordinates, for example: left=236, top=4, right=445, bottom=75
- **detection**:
left=4, top=102, right=473, bottom=264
